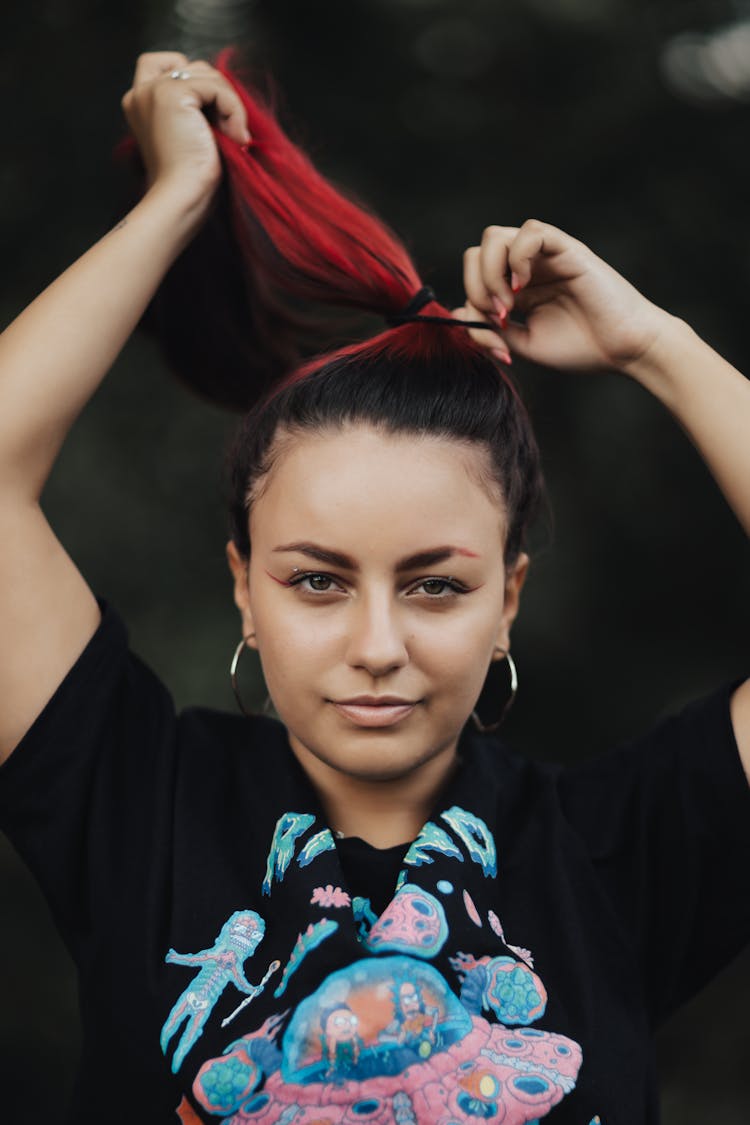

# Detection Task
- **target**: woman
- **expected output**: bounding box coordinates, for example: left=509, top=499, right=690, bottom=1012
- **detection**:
left=0, top=48, right=748, bottom=1125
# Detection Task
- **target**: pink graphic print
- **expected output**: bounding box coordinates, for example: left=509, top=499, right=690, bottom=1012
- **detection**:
left=214, top=1021, right=582, bottom=1124
left=487, top=910, right=535, bottom=968
left=311, top=885, right=351, bottom=908
left=463, top=889, right=482, bottom=927
left=363, top=885, right=448, bottom=957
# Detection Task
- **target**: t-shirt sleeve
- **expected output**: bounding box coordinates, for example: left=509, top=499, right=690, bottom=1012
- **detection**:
left=0, top=598, right=176, bottom=963
left=555, top=677, right=750, bottom=1028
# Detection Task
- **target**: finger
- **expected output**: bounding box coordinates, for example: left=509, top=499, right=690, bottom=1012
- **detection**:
left=180, top=58, right=224, bottom=77
left=132, top=51, right=190, bottom=88
left=453, top=302, right=511, bottom=363
left=499, top=279, right=558, bottom=362
left=198, top=75, right=251, bottom=144
left=451, top=301, right=495, bottom=338
left=506, top=218, right=573, bottom=291
left=153, top=73, right=251, bottom=145
left=511, top=281, right=560, bottom=312
left=479, top=225, right=520, bottom=314
left=463, top=246, right=495, bottom=321
left=499, top=318, right=531, bottom=361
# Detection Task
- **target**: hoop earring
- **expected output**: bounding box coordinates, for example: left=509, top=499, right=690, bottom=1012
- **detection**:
left=230, top=634, right=273, bottom=718
left=471, top=648, right=518, bottom=734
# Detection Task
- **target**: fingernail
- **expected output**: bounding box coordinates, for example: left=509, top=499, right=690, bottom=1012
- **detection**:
left=491, top=296, right=509, bottom=328
left=511, top=271, right=522, bottom=293
left=491, top=347, right=512, bottom=365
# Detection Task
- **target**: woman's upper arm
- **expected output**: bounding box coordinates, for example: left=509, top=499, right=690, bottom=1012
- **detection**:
left=730, top=677, right=750, bottom=785
left=0, top=498, right=101, bottom=765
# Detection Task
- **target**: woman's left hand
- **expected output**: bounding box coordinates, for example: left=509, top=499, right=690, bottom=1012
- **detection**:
left=455, top=219, right=676, bottom=375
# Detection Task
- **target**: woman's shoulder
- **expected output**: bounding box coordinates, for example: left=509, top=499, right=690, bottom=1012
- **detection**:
left=46, top=595, right=291, bottom=754
left=177, top=704, right=289, bottom=757
left=461, top=675, right=750, bottom=832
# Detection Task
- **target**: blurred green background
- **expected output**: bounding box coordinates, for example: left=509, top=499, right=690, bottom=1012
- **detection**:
left=1, top=0, right=749, bottom=1119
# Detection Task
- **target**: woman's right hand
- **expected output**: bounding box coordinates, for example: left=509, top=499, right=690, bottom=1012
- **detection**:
left=120, top=51, right=251, bottom=214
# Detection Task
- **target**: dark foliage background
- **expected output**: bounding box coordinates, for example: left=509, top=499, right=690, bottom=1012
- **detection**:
left=1, top=0, right=749, bottom=1120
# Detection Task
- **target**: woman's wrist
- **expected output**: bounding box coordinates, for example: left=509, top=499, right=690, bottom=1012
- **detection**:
left=618, top=312, right=701, bottom=406
left=136, top=177, right=218, bottom=256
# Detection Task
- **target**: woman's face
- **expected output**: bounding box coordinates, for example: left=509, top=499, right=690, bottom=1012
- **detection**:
left=227, top=424, right=528, bottom=784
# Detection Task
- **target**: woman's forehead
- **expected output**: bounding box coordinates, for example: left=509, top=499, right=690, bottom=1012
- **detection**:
left=249, top=425, right=506, bottom=555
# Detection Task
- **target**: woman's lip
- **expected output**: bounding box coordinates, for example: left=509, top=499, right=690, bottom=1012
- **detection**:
left=331, top=701, right=417, bottom=728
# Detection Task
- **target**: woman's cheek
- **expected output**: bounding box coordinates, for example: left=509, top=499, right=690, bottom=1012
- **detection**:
left=424, top=611, right=494, bottom=665
left=260, top=627, right=335, bottom=702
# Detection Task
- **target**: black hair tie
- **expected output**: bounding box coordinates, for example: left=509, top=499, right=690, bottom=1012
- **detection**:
left=385, top=284, right=499, bottom=332
left=385, top=285, right=436, bottom=323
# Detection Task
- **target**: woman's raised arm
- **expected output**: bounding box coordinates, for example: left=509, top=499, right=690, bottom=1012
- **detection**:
left=619, top=316, right=750, bottom=782
left=0, top=52, right=249, bottom=763
left=456, top=218, right=750, bottom=781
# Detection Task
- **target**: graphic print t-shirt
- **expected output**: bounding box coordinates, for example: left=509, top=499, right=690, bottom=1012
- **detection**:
left=1, top=598, right=749, bottom=1125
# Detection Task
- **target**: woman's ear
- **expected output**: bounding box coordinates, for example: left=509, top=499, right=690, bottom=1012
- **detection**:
left=495, top=552, right=530, bottom=654
left=225, top=540, right=257, bottom=647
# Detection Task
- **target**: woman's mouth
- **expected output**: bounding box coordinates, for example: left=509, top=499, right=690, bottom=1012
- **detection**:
left=330, top=697, right=418, bottom=728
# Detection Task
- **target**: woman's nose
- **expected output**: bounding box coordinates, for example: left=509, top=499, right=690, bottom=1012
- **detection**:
left=344, top=593, right=409, bottom=675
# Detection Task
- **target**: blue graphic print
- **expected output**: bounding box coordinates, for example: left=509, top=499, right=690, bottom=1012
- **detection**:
left=441, top=806, right=497, bottom=878
left=160, top=910, right=276, bottom=1073
left=451, top=951, right=548, bottom=1025
left=262, top=812, right=316, bottom=894
left=273, top=918, right=339, bottom=998
left=352, top=895, right=379, bottom=940
left=298, top=828, right=336, bottom=868
left=282, top=956, right=471, bottom=1084
left=402, top=820, right=464, bottom=867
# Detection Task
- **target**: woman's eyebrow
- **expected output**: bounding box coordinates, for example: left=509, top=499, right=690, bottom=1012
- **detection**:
left=272, top=543, right=354, bottom=568
left=271, top=542, right=480, bottom=570
left=397, top=547, right=480, bottom=570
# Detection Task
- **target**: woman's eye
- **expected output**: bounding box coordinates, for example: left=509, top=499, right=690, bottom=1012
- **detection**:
left=308, top=574, right=333, bottom=591
left=414, top=577, right=466, bottom=597
left=289, top=572, right=339, bottom=593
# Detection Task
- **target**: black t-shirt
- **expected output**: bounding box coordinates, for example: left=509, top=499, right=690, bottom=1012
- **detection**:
left=336, top=837, right=412, bottom=917
left=1, top=598, right=749, bottom=1125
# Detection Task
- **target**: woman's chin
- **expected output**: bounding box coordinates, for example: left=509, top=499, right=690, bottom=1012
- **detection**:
left=292, top=727, right=457, bottom=786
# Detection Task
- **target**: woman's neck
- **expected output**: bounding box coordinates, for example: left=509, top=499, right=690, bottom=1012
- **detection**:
left=288, top=737, right=461, bottom=849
